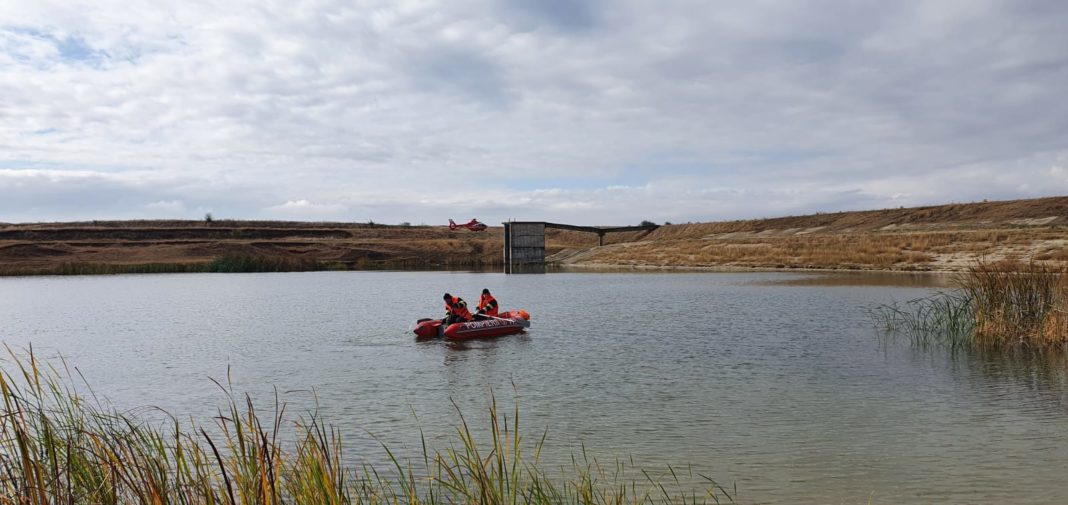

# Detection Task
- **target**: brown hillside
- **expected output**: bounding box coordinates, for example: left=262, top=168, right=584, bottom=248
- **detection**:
left=551, top=196, right=1068, bottom=271
left=2, top=196, right=1067, bottom=275
left=0, top=220, right=599, bottom=275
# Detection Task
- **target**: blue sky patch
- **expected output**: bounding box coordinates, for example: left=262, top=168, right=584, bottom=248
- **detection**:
left=56, top=35, right=101, bottom=63
left=3, top=27, right=105, bottom=66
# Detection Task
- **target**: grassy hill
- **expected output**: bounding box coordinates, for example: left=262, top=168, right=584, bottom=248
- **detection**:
left=0, top=221, right=503, bottom=275
left=553, top=196, right=1068, bottom=271
left=2, top=196, right=1067, bottom=275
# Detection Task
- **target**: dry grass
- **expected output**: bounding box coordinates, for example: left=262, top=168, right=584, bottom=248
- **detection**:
left=0, top=224, right=517, bottom=275
left=959, top=261, right=1068, bottom=346
left=562, top=228, right=1068, bottom=271
left=3, top=196, right=1068, bottom=275
left=556, top=196, right=1068, bottom=271
left=640, top=196, right=1068, bottom=237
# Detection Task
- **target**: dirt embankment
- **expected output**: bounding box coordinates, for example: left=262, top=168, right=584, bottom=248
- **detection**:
left=0, top=222, right=507, bottom=275
left=550, top=196, right=1068, bottom=272
left=2, top=196, right=1068, bottom=275
left=0, top=220, right=606, bottom=275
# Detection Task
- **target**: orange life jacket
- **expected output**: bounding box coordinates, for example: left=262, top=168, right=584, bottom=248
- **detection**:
left=478, top=294, right=499, bottom=316
left=444, top=296, right=472, bottom=321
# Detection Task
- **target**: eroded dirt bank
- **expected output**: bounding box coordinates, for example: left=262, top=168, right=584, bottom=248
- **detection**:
left=3, top=197, right=1067, bottom=275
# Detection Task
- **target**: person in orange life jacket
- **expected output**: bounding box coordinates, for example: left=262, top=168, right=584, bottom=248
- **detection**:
left=442, top=292, right=473, bottom=325
left=476, top=288, right=499, bottom=319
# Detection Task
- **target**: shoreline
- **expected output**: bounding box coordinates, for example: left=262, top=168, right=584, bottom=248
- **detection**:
left=0, top=259, right=967, bottom=279
left=4, top=196, right=1067, bottom=277
left=552, top=261, right=966, bottom=274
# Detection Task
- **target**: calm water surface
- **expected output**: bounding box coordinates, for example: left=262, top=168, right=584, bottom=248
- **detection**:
left=1, top=271, right=1066, bottom=504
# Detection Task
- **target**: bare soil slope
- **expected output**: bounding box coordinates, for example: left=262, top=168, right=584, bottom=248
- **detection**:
left=0, top=222, right=478, bottom=274
left=0, top=220, right=603, bottom=275
left=3, top=197, right=1067, bottom=275
left=552, top=197, right=1068, bottom=271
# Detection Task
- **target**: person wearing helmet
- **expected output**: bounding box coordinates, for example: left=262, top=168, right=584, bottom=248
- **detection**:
left=443, top=292, right=473, bottom=325
left=476, top=288, right=499, bottom=318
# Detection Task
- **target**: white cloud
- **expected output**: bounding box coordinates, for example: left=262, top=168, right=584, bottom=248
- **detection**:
left=265, top=199, right=348, bottom=216
left=143, top=199, right=186, bottom=213
left=1, top=1, right=1067, bottom=225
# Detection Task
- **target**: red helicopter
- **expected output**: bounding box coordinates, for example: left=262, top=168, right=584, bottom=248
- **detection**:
left=449, top=218, right=487, bottom=232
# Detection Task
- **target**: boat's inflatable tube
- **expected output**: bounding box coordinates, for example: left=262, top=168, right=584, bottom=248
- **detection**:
left=413, top=310, right=530, bottom=339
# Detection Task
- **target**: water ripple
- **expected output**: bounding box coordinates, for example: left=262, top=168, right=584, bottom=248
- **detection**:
left=0, top=271, right=1066, bottom=503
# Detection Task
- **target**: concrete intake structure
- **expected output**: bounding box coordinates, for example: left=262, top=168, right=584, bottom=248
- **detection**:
left=502, top=221, right=659, bottom=273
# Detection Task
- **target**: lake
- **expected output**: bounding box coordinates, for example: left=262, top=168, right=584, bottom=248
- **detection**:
left=1, top=271, right=1066, bottom=504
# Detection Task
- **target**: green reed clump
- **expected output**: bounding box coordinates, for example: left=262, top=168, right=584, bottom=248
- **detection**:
left=205, top=254, right=323, bottom=273
left=0, top=348, right=732, bottom=504
left=871, top=261, right=1068, bottom=348
left=0, top=262, right=203, bottom=276
left=869, top=291, right=975, bottom=350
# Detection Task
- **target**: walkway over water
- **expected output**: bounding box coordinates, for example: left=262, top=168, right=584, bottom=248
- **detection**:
left=502, top=221, right=659, bottom=273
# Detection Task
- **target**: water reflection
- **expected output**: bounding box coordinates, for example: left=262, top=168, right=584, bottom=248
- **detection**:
left=759, top=271, right=955, bottom=287
left=504, top=264, right=547, bottom=274
left=417, top=332, right=535, bottom=371
left=955, top=345, right=1068, bottom=415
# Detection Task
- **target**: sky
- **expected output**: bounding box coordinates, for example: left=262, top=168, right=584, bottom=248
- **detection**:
left=2, top=0, right=1067, bottom=226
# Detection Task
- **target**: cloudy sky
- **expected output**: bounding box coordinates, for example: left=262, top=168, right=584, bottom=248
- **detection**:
left=2, top=0, right=1067, bottom=225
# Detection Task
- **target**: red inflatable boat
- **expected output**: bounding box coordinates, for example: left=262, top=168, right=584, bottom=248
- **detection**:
left=413, top=310, right=531, bottom=340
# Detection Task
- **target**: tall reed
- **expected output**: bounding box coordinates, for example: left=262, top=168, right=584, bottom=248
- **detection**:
left=957, top=261, right=1068, bottom=346
left=205, top=254, right=324, bottom=273
left=0, top=348, right=731, bottom=504
left=870, top=261, right=1068, bottom=348
left=868, top=291, right=974, bottom=350
left=0, top=262, right=204, bottom=276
